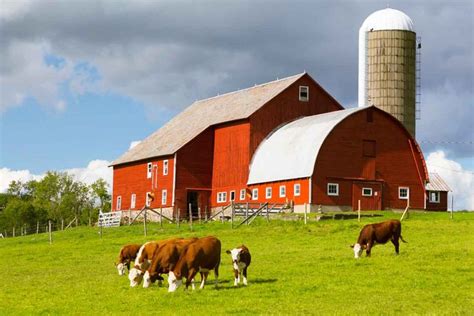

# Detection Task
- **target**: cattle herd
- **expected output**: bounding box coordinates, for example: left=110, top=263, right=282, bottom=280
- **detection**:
left=114, top=219, right=405, bottom=291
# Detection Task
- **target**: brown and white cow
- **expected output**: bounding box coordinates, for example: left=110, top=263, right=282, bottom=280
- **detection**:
left=115, top=243, right=142, bottom=276
left=226, top=245, right=251, bottom=286
left=128, top=241, right=161, bottom=287
left=168, top=236, right=221, bottom=292
left=142, top=237, right=198, bottom=288
left=351, top=219, right=407, bottom=258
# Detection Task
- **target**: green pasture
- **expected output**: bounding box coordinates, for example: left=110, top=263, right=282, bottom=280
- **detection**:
left=0, top=212, right=473, bottom=315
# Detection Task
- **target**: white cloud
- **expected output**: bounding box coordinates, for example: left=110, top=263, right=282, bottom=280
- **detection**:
left=129, top=140, right=141, bottom=150
left=0, top=159, right=112, bottom=193
left=426, top=150, right=474, bottom=211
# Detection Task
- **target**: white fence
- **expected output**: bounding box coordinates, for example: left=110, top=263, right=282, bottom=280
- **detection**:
left=98, top=211, right=122, bottom=227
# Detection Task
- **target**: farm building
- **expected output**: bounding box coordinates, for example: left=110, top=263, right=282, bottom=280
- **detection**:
left=111, top=72, right=444, bottom=217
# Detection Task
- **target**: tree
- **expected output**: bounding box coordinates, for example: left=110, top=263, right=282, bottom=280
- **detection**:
left=91, top=179, right=111, bottom=212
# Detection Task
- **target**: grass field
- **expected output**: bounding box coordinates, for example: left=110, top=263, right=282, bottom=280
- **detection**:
left=1, top=212, right=473, bottom=315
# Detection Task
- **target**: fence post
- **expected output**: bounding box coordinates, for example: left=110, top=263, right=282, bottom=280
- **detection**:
left=198, top=207, right=201, bottom=224
left=61, top=219, right=64, bottom=231
left=48, top=220, right=52, bottom=244
left=400, top=198, right=410, bottom=221
left=143, top=209, right=148, bottom=237
left=75, top=217, right=78, bottom=227
left=189, top=203, right=193, bottom=230
left=129, top=209, right=132, bottom=225
left=450, top=195, right=454, bottom=219
left=266, top=203, right=269, bottom=223
left=221, top=206, right=224, bottom=224
left=177, top=209, right=180, bottom=228
left=13, top=226, right=15, bottom=237
left=304, top=203, right=307, bottom=225
left=231, top=202, right=234, bottom=229
left=160, top=208, right=163, bottom=228
left=205, top=206, right=208, bottom=221
left=246, top=203, right=249, bottom=226
left=358, top=199, right=361, bottom=222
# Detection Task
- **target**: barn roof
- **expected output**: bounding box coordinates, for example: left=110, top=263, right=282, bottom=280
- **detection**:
left=426, top=173, right=451, bottom=192
left=111, top=73, right=306, bottom=166
left=247, top=106, right=366, bottom=184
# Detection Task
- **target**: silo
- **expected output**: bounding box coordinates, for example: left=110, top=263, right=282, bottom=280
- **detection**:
left=358, top=8, right=418, bottom=137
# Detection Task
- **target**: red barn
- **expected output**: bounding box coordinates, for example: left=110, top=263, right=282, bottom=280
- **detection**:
left=111, top=72, right=433, bottom=217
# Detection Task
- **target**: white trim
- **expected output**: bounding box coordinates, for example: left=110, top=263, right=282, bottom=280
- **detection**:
left=252, top=188, right=258, bottom=200
left=130, top=193, right=136, bottom=209
left=163, top=160, right=169, bottom=175
left=217, top=192, right=227, bottom=203
left=299, top=86, right=309, bottom=102
left=265, top=187, right=272, bottom=199
left=428, top=191, right=440, bottom=203
left=172, top=153, right=177, bottom=206
left=147, top=162, right=152, bottom=179
left=294, top=183, right=301, bottom=196
left=399, top=187, right=409, bottom=200
left=240, top=189, right=246, bottom=201
left=162, top=190, right=167, bottom=205
left=327, top=183, right=339, bottom=196
left=230, top=190, right=236, bottom=201
left=116, top=196, right=122, bottom=210
left=279, top=185, right=286, bottom=198
left=362, top=187, right=373, bottom=197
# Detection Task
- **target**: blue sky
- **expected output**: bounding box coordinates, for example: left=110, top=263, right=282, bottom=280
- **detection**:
left=0, top=0, right=472, bottom=208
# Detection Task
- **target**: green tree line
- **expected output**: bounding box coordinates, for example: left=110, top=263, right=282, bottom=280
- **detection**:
left=0, top=171, right=111, bottom=234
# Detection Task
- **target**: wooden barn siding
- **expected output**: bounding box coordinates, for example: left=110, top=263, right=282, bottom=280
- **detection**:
left=312, top=109, right=426, bottom=210
left=211, top=120, right=251, bottom=206
left=426, top=191, right=448, bottom=211
left=112, top=156, right=175, bottom=211
left=174, top=127, right=214, bottom=215
left=249, top=74, right=343, bottom=158
left=247, top=178, right=310, bottom=205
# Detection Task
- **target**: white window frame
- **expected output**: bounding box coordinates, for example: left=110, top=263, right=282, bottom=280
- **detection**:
left=252, top=188, right=258, bottom=200
left=294, top=183, right=301, bottom=196
left=230, top=190, right=236, bottom=201
left=161, top=190, right=167, bottom=205
left=429, top=191, right=440, bottom=203
left=147, top=162, right=152, bottom=179
left=217, top=192, right=227, bottom=203
left=299, top=86, right=309, bottom=102
left=327, top=183, right=339, bottom=196
left=362, top=188, right=373, bottom=197
left=130, top=194, right=136, bottom=209
left=163, top=160, right=169, bottom=175
left=399, top=187, right=409, bottom=200
left=146, top=192, right=152, bottom=206
left=116, top=196, right=122, bottom=210
left=265, top=187, right=272, bottom=199
left=240, top=189, right=246, bottom=200
left=279, top=185, right=286, bottom=198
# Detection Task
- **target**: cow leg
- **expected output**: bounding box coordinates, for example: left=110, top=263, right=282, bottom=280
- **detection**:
left=233, top=269, right=239, bottom=286
left=366, top=242, right=373, bottom=257
left=200, top=272, right=208, bottom=289
left=214, top=265, right=219, bottom=288
left=392, top=238, right=400, bottom=254
left=126, top=261, right=130, bottom=271
left=242, top=267, right=248, bottom=286
left=186, top=269, right=198, bottom=290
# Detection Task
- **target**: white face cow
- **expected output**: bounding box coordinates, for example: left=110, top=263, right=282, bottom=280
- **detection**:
left=229, top=248, right=243, bottom=269
left=352, top=243, right=363, bottom=259
left=128, top=268, right=144, bottom=287
left=167, top=271, right=183, bottom=292
left=143, top=271, right=152, bottom=288
left=116, top=263, right=126, bottom=276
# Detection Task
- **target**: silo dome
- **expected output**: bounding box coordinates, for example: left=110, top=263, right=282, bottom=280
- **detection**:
left=360, top=8, right=414, bottom=32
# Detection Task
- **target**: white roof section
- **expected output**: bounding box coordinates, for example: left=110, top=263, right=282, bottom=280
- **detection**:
left=112, top=73, right=305, bottom=166
left=247, top=107, right=365, bottom=185
left=358, top=8, right=415, bottom=107
left=426, top=173, right=451, bottom=192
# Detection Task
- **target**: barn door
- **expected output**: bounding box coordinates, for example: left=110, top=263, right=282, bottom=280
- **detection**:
left=352, top=182, right=382, bottom=211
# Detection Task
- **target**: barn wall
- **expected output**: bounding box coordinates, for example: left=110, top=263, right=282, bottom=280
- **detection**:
left=249, top=74, right=343, bottom=158
left=426, top=191, right=448, bottom=211
left=112, top=155, right=175, bottom=211
left=247, top=178, right=310, bottom=205
left=312, top=108, right=427, bottom=210
left=174, top=127, right=214, bottom=215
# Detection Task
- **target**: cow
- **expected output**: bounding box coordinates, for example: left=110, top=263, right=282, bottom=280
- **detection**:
left=115, top=243, right=141, bottom=276
left=351, top=219, right=407, bottom=258
left=168, top=236, right=221, bottom=292
left=128, top=241, right=161, bottom=287
left=142, top=237, right=198, bottom=288
left=226, top=245, right=251, bottom=286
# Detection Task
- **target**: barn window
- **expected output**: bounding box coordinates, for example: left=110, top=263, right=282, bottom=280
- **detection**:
left=266, top=187, right=272, bottom=199
left=240, top=189, right=246, bottom=200
left=116, top=196, right=122, bottom=210
left=147, top=163, right=152, bottom=178
left=299, top=86, right=309, bottom=101
left=217, top=192, right=227, bottom=203
left=363, top=140, right=376, bottom=157
left=327, top=183, right=339, bottom=196
left=146, top=192, right=152, bottom=206
left=162, top=190, right=167, bottom=205
left=279, top=185, right=286, bottom=198
left=230, top=191, right=236, bottom=201
left=252, top=188, right=258, bottom=200
left=163, top=160, right=169, bottom=175
left=294, top=183, right=301, bottom=196
left=362, top=188, right=373, bottom=196
left=130, top=194, right=136, bottom=209
left=399, top=187, right=409, bottom=200
left=429, top=191, right=440, bottom=203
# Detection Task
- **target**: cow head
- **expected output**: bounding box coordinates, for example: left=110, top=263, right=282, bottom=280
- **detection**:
left=168, top=271, right=182, bottom=292
left=116, top=262, right=126, bottom=276
left=226, top=248, right=243, bottom=269
left=351, top=243, right=363, bottom=259
left=128, top=267, right=144, bottom=287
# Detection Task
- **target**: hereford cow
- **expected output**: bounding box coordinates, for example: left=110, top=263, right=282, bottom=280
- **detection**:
left=115, top=243, right=142, bottom=276
left=351, top=219, right=407, bottom=258
left=142, top=237, right=198, bottom=288
left=226, top=245, right=251, bottom=286
left=168, top=236, right=221, bottom=292
left=128, top=241, right=161, bottom=287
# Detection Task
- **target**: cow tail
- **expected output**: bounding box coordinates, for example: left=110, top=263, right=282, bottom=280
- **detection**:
left=400, top=235, right=408, bottom=243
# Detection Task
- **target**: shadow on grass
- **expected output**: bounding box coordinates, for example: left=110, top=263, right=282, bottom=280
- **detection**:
left=213, top=278, right=278, bottom=291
